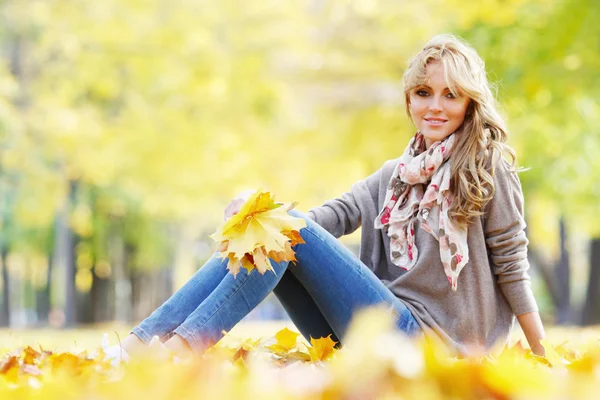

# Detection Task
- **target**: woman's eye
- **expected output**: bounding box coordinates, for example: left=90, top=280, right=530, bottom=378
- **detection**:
left=416, top=90, right=429, bottom=97
left=446, top=92, right=456, bottom=99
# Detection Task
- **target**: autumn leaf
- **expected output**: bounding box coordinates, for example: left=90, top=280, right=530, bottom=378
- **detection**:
left=0, top=355, right=19, bottom=374
left=568, top=351, right=598, bottom=374
left=481, top=346, right=551, bottom=398
left=210, top=191, right=306, bottom=277
left=275, top=328, right=301, bottom=351
left=232, top=347, right=250, bottom=362
left=230, top=337, right=262, bottom=362
left=267, top=327, right=301, bottom=355
left=539, top=339, right=571, bottom=368
left=282, top=230, right=306, bottom=246
left=308, top=335, right=338, bottom=363
left=4, top=308, right=600, bottom=400
left=554, top=340, right=581, bottom=362
left=22, top=346, right=40, bottom=365
left=0, top=355, right=19, bottom=383
left=50, top=352, right=83, bottom=376
left=285, top=351, right=311, bottom=363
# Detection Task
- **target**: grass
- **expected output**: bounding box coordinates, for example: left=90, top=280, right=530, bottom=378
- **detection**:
left=2, top=321, right=600, bottom=356
left=0, top=321, right=293, bottom=354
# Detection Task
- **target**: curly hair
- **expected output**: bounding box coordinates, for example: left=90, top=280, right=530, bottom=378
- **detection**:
left=402, top=34, right=517, bottom=229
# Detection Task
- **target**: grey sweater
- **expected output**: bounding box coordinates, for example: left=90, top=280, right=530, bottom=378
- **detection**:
left=307, top=157, right=539, bottom=356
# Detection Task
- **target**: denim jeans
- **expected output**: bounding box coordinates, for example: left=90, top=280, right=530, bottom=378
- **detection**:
left=131, top=211, right=421, bottom=355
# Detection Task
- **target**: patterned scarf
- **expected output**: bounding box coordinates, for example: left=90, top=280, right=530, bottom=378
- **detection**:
left=374, top=131, right=469, bottom=291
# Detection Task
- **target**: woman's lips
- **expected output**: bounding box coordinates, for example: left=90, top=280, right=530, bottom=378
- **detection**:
left=424, top=118, right=447, bottom=126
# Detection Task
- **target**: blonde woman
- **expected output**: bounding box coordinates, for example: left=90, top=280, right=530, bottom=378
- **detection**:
left=119, top=34, right=545, bottom=359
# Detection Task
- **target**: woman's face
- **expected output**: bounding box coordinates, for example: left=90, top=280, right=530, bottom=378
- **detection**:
left=408, top=61, right=470, bottom=149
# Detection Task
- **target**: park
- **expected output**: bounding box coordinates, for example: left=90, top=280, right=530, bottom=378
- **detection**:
left=0, top=0, right=599, bottom=398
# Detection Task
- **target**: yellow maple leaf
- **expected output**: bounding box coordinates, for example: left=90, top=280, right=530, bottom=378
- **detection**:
left=308, top=335, right=338, bottom=363
left=275, top=327, right=300, bottom=350
left=539, top=339, right=571, bottom=368
left=252, top=246, right=272, bottom=274
left=240, top=255, right=255, bottom=274
left=210, top=191, right=306, bottom=277
left=282, top=230, right=306, bottom=246
left=50, top=352, right=81, bottom=376
left=481, top=346, right=552, bottom=397
left=0, top=355, right=19, bottom=374
left=22, top=346, right=40, bottom=365
left=267, top=327, right=301, bottom=355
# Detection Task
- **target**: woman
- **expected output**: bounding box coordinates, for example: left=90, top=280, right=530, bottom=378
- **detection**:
left=119, top=34, right=545, bottom=359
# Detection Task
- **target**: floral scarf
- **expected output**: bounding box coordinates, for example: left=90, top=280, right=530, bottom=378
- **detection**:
left=374, top=131, right=469, bottom=291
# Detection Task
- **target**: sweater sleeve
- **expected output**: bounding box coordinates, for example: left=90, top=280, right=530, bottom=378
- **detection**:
left=307, top=166, right=384, bottom=239
left=483, top=159, right=539, bottom=316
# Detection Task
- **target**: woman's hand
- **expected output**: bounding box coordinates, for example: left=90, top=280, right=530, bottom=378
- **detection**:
left=223, top=190, right=255, bottom=221
left=517, top=311, right=546, bottom=357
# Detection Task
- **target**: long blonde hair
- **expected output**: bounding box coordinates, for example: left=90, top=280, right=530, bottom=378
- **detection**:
left=403, top=34, right=516, bottom=228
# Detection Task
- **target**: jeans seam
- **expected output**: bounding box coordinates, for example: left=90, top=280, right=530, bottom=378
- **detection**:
left=131, top=326, right=153, bottom=344
left=173, top=325, right=199, bottom=351
left=356, top=266, right=391, bottom=304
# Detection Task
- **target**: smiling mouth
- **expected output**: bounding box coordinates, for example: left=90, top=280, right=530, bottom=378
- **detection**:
left=425, top=118, right=447, bottom=125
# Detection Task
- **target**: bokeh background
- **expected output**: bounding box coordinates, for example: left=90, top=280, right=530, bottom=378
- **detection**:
left=0, top=0, right=598, bottom=333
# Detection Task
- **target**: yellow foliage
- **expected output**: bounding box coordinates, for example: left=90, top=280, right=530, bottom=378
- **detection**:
left=267, top=327, right=300, bottom=355
left=2, top=316, right=600, bottom=399
left=75, top=269, right=93, bottom=293
left=210, top=191, right=306, bottom=277
left=307, top=335, right=337, bottom=363
left=94, top=260, right=112, bottom=279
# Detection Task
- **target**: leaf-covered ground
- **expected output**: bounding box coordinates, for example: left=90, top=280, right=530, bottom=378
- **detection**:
left=2, top=309, right=600, bottom=399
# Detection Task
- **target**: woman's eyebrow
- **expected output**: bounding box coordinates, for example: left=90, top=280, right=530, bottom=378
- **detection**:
left=416, top=84, right=451, bottom=91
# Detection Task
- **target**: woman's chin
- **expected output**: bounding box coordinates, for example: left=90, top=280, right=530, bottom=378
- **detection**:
left=421, top=131, right=452, bottom=145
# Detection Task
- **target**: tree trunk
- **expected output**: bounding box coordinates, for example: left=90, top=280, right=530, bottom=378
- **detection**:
left=63, top=180, right=79, bottom=327
left=0, top=245, right=9, bottom=327
left=526, top=215, right=572, bottom=324
left=555, top=216, right=571, bottom=324
left=76, top=286, right=93, bottom=324
left=90, top=267, right=112, bottom=323
left=161, top=264, right=174, bottom=306
left=35, top=252, right=53, bottom=326
left=130, top=269, right=142, bottom=321
left=76, top=237, right=92, bottom=325
left=581, top=238, right=600, bottom=325
left=111, top=224, right=132, bottom=323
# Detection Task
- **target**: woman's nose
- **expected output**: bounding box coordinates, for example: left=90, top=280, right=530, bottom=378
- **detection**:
left=428, top=96, right=443, bottom=112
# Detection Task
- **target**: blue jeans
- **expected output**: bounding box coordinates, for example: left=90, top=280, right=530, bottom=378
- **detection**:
left=131, top=211, right=421, bottom=355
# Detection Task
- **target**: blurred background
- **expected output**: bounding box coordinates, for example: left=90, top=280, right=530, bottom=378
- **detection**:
left=0, top=0, right=598, bottom=332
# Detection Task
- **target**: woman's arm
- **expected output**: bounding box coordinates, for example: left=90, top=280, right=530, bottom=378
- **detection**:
left=517, top=311, right=546, bottom=356
left=483, top=160, right=546, bottom=353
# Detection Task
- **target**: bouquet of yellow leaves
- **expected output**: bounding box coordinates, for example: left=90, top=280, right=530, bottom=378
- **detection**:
left=210, top=191, right=306, bottom=277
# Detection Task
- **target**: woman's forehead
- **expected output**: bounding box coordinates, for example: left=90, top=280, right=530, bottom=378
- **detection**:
left=415, top=62, right=456, bottom=88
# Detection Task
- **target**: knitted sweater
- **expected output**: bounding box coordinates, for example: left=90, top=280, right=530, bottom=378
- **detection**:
left=307, top=157, right=539, bottom=356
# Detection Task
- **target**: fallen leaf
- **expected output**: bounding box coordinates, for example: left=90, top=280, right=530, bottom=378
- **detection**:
left=22, top=346, right=40, bottom=365
left=0, top=355, right=19, bottom=374
left=308, top=335, right=338, bottom=363
left=267, top=328, right=301, bottom=355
